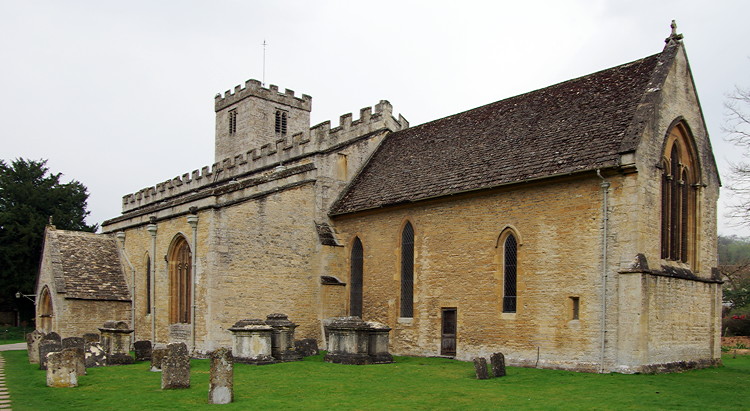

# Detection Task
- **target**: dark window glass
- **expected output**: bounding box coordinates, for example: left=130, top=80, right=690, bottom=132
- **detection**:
left=503, top=234, right=517, bottom=313
left=401, top=222, right=414, bottom=318
left=350, top=238, right=363, bottom=317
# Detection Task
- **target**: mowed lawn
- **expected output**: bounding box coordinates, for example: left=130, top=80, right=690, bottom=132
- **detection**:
left=2, top=350, right=748, bottom=410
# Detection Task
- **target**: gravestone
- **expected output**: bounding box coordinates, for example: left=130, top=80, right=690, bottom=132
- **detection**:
left=265, top=313, right=301, bottom=362
left=208, top=348, right=234, bottom=404
left=83, top=333, right=100, bottom=343
left=85, top=342, right=107, bottom=368
left=39, top=339, right=62, bottom=370
left=99, top=321, right=134, bottom=365
left=294, top=339, right=319, bottom=357
left=324, top=317, right=371, bottom=365
left=229, top=319, right=275, bottom=364
left=62, top=337, right=86, bottom=376
left=46, top=349, right=78, bottom=387
left=151, top=344, right=168, bottom=372
left=490, top=352, right=506, bottom=377
left=161, top=342, right=190, bottom=389
left=134, top=340, right=152, bottom=361
left=473, top=357, right=489, bottom=380
left=26, top=330, right=45, bottom=364
left=366, top=321, right=393, bottom=364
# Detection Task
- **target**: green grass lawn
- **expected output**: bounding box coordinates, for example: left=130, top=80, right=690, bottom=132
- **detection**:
left=0, top=326, right=31, bottom=345
left=2, top=350, right=749, bottom=410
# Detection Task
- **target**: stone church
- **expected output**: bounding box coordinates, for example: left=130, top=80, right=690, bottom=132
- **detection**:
left=35, top=27, right=722, bottom=373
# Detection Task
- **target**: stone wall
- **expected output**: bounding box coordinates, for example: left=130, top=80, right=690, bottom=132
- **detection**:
left=331, top=175, right=607, bottom=370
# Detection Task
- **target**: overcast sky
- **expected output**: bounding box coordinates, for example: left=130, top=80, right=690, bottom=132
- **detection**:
left=1, top=0, right=748, bottom=236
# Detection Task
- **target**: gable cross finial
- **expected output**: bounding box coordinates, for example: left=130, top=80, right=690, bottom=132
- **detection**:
left=665, top=19, right=684, bottom=43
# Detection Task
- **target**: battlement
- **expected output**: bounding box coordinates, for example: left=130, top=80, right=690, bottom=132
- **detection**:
left=214, top=79, right=312, bottom=112
left=121, top=101, right=408, bottom=213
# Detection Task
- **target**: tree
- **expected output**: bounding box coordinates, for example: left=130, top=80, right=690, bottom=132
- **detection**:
left=723, top=86, right=750, bottom=225
left=0, top=158, right=97, bottom=323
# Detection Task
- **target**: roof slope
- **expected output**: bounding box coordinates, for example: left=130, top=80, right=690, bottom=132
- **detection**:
left=331, top=46, right=673, bottom=216
left=47, top=228, right=130, bottom=301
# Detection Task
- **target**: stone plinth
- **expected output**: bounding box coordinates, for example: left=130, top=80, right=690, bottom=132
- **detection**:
left=265, top=313, right=302, bottom=362
left=134, top=340, right=152, bottom=361
left=208, top=348, right=234, bottom=404
left=324, top=317, right=372, bottom=365
left=98, top=320, right=134, bottom=365
left=366, top=321, right=393, bottom=364
left=26, top=330, right=45, bottom=364
left=162, top=342, right=190, bottom=389
left=47, top=349, right=79, bottom=387
left=229, top=319, right=275, bottom=364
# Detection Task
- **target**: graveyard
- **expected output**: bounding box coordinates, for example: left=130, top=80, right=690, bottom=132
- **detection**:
left=0, top=349, right=748, bottom=410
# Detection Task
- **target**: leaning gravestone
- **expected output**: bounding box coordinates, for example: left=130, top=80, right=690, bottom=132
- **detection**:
left=62, top=337, right=86, bottom=376
left=46, top=349, right=78, bottom=387
left=85, top=342, right=107, bottom=368
left=161, top=342, right=190, bottom=389
left=26, top=330, right=45, bottom=364
left=39, top=339, right=62, bottom=370
left=134, top=340, right=152, bottom=362
left=151, top=344, right=168, bottom=372
left=208, top=348, right=234, bottom=404
left=490, top=352, right=506, bottom=377
left=473, top=357, right=489, bottom=380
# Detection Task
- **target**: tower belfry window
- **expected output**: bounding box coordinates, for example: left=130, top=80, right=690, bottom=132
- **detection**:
left=228, top=109, right=237, bottom=135
left=275, top=110, right=288, bottom=135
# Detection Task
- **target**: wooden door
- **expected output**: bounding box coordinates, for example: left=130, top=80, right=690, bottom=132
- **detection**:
left=441, top=308, right=457, bottom=356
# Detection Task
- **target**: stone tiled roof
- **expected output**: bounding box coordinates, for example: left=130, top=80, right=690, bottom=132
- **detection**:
left=47, top=228, right=130, bottom=301
left=330, top=43, right=678, bottom=216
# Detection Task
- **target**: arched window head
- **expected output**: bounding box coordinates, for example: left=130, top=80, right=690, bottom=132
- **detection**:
left=168, top=235, right=191, bottom=324
left=400, top=222, right=414, bottom=318
left=660, top=122, right=698, bottom=265
left=350, top=237, right=363, bottom=317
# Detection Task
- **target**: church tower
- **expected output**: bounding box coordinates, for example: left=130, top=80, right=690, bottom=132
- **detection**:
left=214, top=79, right=312, bottom=162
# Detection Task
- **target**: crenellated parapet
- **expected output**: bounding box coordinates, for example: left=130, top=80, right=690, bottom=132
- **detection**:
left=121, top=101, right=408, bottom=213
left=214, top=79, right=312, bottom=112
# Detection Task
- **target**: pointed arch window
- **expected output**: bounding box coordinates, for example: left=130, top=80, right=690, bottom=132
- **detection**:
left=350, top=237, right=363, bottom=317
left=400, top=222, right=414, bottom=318
left=38, top=286, right=53, bottom=333
left=660, top=122, right=698, bottom=264
left=502, top=233, right=518, bottom=313
left=275, top=110, right=288, bottom=135
left=168, top=235, right=192, bottom=324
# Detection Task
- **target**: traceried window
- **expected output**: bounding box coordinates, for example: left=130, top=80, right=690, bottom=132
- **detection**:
left=660, top=122, right=697, bottom=264
left=350, top=237, right=363, bottom=317
left=275, top=110, right=288, bottom=135
left=502, top=233, right=518, bottom=313
left=168, top=235, right=192, bottom=324
left=400, top=222, right=414, bottom=318
left=228, top=109, right=237, bottom=135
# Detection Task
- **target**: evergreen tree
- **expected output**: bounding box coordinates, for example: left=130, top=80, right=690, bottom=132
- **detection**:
left=0, top=158, right=97, bottom=323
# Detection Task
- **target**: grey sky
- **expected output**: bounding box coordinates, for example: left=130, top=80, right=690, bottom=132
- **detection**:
left=1, top=0, right=748, bottom=236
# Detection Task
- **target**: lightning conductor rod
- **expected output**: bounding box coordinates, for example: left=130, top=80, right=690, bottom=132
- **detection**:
left=262, top=39, right=267, bottom=86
